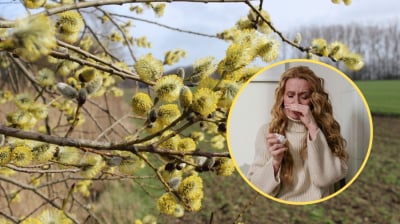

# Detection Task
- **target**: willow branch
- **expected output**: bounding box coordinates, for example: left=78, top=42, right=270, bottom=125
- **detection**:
left=5, top=164, right=80, bottom=174
left=0, top=0, right=252, bottom=28
left=80, top=106, right=112, bottom=142
left=49, top=50, right=154, bottom=86
left=245, top=1, right=339, bottom=62
left=233, top=193, right=259, bottom=224
left=110, top=13, right=219, bottom=39
left=56, top=40, right=125, bottom=74
left=43, top=0, right=252, bottom=16
left=0, top=175, right=80, bottom=224
left=94, top=113, right=130, bottom=141
left=0, top=211, right=18, bottom=223
left=55, top=40, right=150, bottom=84
left=80, top=20, right=119, bottom=61
left=244, top=1, right=308, bottom=51
left=96, top=7, right=137, bottom=62
left=0, top=125, right=230, bottom=157
left=86, top=98, right=131, bottom=135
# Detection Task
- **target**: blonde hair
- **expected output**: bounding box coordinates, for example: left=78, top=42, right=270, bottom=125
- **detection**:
left=269, top=65, right=348, bottom=184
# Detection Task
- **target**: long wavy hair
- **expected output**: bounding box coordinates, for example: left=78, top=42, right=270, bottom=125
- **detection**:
left=269, top=65, right=348, bottom=184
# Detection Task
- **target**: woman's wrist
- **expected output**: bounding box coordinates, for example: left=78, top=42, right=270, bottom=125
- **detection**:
left=307, top=122, right=319, bottom=140
left=272, top=160, right=281, bottom=174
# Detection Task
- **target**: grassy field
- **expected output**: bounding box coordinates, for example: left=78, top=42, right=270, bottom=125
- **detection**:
left=355, top=80, right=400, bottom=115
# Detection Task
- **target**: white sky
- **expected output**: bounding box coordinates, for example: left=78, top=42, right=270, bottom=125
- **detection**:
left=2, top=0, right=399, bottom=67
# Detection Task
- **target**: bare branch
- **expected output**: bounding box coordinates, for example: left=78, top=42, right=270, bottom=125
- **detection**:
left=5, top=164, right=80, bottom=174
left=0, top=125, right=230, bottom=157
left=96, top=7, right=137, bottom=62
left=0, top=175, right=80, bottom=224
left=110, top=12, right=219, bottom=39
left=53, top=41, right=153, bottom=85
left=43, top=0, right=252, bottom=16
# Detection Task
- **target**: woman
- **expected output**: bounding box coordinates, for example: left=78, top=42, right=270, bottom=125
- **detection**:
left=247, top=65, right=348, bottom=202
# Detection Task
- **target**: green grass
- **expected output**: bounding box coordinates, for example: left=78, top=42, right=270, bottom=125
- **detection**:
left=355, top=80, right=400, bottom=115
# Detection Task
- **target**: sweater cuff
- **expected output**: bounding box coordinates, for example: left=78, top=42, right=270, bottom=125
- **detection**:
left=248, top=160, right=281, bottom=195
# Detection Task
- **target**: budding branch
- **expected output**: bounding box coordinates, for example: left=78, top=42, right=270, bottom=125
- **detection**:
left=0, top=125, right=230, bottom=158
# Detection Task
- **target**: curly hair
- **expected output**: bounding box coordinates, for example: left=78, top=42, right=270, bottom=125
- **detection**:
left=269, top=65, right=348, bottom=184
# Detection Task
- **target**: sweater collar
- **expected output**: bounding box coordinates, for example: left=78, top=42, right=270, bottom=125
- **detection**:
left=286, top=116, right=307, bottom=133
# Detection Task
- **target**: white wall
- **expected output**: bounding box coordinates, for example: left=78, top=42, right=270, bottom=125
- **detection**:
left=228, top=61, right=371, bottom=182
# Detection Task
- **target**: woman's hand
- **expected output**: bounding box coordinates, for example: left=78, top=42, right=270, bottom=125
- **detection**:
left=266, top=133, right=287, bottom=175
left=285, top=103, right=319, bottom=140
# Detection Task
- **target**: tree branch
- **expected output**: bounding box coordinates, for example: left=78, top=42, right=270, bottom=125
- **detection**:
left=110, top=12, right=219, bottom=39
left=0, top=125, right=230, bottom=157
left=44, top=0, right=252, bottom=16
left=52, top=42, right=153, bottom=85
left=0, top=175, right=80, bottom=224
left=245, top=0, right=340, bottom=62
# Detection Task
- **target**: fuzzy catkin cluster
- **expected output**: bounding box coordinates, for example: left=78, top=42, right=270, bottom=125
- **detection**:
left=0, top=14, right=57, bottom=61
left=56, top=11, right=84, bottom=43
left=310, top=38, right=364, bottom=70
left=157, top=172, right=204, bottom=217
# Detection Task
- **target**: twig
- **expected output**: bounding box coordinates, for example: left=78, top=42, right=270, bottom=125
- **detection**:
left=0, top=211, right=18, bottom=223
left=233, top=193, right=259, bottom=224
left=244, top=1, right=339, bottom=62
left=78, top=8, right=120, bottom=61
left=71, top=194, right=103, bottom=224
left=64, top=104, right=83, bottom=138
left=19, top=201, right=49, bottom=223
left=86, top=98, right=131, bottom=135
left=97, top=7, right=137, bottom=62
left=81, top=106, right=112, bottom=142
left=110, top=12, right=219, bottom=39
left=49, top=50, right=153, bottom=85
left=56, top=40, right=141, bottom=83
left=244, top=1, right=308, bottom=51
left=41, top=0, right=253, bottom=17
left=0, top=183, right=13, bottom=216
left=0, top=175, right=80, bottom=224
left=94, top=113, right=130, bottom=141
left=5, top=164, right=80, bottom=174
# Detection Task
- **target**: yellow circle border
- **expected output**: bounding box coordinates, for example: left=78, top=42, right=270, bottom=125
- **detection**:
left=226, top=58, right=374, bottom=205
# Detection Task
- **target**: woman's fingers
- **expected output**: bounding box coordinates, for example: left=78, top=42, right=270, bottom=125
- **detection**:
left=266, top=133, right=287, bottom=162
left=285, top=104, right=308, bottom=115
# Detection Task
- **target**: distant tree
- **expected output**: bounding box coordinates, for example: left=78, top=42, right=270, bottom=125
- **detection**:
left=0, top=0, right=363, bottom=223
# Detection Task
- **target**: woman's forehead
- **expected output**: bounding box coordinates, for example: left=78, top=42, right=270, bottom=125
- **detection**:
left=284, top=78, right=311, bottom=92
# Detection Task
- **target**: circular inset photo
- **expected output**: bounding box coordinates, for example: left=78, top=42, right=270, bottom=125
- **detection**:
left=227, top=59, right=373, bottom=205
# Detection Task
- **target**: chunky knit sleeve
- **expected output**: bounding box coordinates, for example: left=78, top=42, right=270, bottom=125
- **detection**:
left=247, top=124, right=281, bottom=196
left=307, top=129, right=348, bottom=188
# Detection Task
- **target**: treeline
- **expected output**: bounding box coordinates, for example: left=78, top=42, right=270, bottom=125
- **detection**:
left=280, top=20, right=400, bottom=80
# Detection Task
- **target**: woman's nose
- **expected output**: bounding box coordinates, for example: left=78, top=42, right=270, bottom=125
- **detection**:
left=294, top=96, right=299, bottom=104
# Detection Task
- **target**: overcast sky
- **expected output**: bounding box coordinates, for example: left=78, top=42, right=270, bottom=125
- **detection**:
left=1, top=0, right=399, bottom=66
left=124, top=0, right=400, bottom=67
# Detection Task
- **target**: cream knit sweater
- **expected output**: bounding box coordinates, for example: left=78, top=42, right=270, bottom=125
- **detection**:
left=247, top=118, right=348, bottom=202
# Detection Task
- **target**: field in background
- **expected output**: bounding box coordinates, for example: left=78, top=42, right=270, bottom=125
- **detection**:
left=355, top=80, right=400, bottom=115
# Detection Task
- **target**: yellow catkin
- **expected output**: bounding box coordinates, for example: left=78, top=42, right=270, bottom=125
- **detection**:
left=192, top=88, right=219, bottom=116
left=154, top=75, right=184, bottom=102
left=131, top=92, right=153, bottom=116
left=134, top=54, right=163, bottom=82
left=11, top=145, right=33, bottom=166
